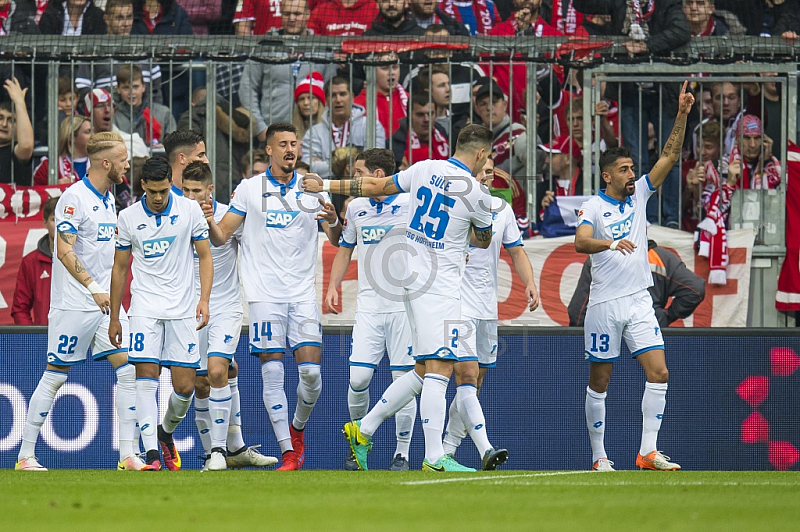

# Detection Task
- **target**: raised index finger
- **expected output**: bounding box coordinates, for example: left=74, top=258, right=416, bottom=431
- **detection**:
left=680, top=80, right=688, bottom=96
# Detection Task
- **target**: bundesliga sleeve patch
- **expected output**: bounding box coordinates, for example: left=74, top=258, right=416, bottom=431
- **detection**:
left=577, top=209, right=585, bottom=223
left=63, top=205, right=75, bottom=219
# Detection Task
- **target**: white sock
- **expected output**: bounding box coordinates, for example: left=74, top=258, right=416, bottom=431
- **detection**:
left=209, top=385, right=232, bottom=450
left=456, top=384, right=492, bottom=456
left=161, top=391, right=193, bottom=434
left=194, top=396, right=212, bottom=455
left=361, top=370, right=423, bottom=438
left=227, top=377, right=246, bottom=452
left=442, top=398, right=467, bottom=456
left=640, top=382, right=668, bottom=456
left=420, top=374, right=449, bottom=464
left=586, top=386, right=608, bottom=463
left=391, top=370, right=416, bottom=460
left=348, top=365, right=374, bottom=421
left=19, top=369, right=67, bottom=460
left=262, top=360, right=291, bottom=454
left=293, top=362, right=322, bottom=430
left=136, top=378, right=160, bottom=452
left=115, top=364, right=137, bottom=460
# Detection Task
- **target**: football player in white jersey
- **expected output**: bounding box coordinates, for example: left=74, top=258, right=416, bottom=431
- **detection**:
left=163, top=129, right=209, bottom=196
left=325, top=149, right=416, bottom=471
left=202, top=123, right=341, bottom=471
left=305, top=124, right=494, bottom=472
left=16, top=132, right=140, bottom=472
left=574, top=81, right=694, bottom=472
left=181, top=161, right=278, bottom=471
left=442, top=156, right=540, bottom=470
left=109, top=157, right=213, bottom=471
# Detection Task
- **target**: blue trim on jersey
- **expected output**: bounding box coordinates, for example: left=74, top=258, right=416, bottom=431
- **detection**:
left=171, top=184, right=184, bottom=196
left=196, top=370, right=208, bottom=376
left=389, top=365, right=415, bottom=371
left=644, top=174, right=655, bottom=191
left=339, top=239, right=356, bottom=248
left=47, top=352, right=85, bottom=366
left=631, top=344, right=665, bottom=358
left=228, top=205, right=246, bottom=217
left=135, top=376, right=159, bottom=382
left=369, top=194, right=399, bottom=213
left=128, top=356, right=161, bottom=364
left=57, top=221, right=78, bottom=234
left=503, top=238, right=523, bottom=249
left=584, top=351, right=620, bottom=363
left=579, top=220, right=594, bottom=227
left=598, top=190, right=633, bottom=214
left=161, top=360, right=201, bottom=369
left=391, top=173, right=405, bottom=193
left=83, top=176, right=113, bottom=207
left=207, top=351, right=235, bottom=360
left=473, top=223, right=492, bottom=232
left=92, top=348, right=126, bottom=360
left=191, top=234, right=209, bottom=241
left=478, top=362, right=497, bottom=369
left=209, top=395, right=232, bottom=402
left=349, top=361, right=378, bottom=369
left=266, top=166, right=297, bottom=196
left=447, top=157, right=471, bottom=174
left=142, top=193, right=173, bottom=217
left=349, top=383, right=370, bottom=393
left=424, top=374, right=450, bottom=384
left=291, top=341, right=322, bottom=352
left=457, top=383, right=478, bottom=389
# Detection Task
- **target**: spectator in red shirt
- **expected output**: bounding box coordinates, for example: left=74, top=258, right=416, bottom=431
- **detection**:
left=391, top=92, right=450, bottom=170
left=308, top=0, right=377, bottom=35
left=12, top=196, right=58, bottom=325
left=353, top=53, right=408, bottom=137
left=234, top=0, right=283, bottom=34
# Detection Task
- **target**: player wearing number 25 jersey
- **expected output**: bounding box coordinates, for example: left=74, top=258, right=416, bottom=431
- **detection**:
left=305, top=124, right=495, bottom=473
left=574, top=81, right=694, bottom=474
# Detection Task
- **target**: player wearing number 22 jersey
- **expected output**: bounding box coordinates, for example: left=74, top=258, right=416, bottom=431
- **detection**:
left=307, top=124, right=495, bottom=473
left=575, top=81, right=694, bottom=473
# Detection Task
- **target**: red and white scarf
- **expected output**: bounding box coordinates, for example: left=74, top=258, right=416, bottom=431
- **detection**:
left=728, top=144, right=782, bottom=190
left=440, top=0, right=494, bottom=36
left=550, top=0, right=584, bottom=36
left=406, top=126, right=450, bottom=165
left=332, top=120, right=350, bottom=148
left=697, top=161, right=732, bottom=285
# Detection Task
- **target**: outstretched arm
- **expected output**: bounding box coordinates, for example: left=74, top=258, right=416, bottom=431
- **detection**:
left=649, top=81, right=695, bottom=189
left=303, top=173, right=400, bottom=198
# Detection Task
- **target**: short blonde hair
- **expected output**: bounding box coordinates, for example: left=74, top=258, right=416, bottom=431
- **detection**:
left=87, top=131, right=125, bottom=158
left=330, top=146, right=360, bottom=179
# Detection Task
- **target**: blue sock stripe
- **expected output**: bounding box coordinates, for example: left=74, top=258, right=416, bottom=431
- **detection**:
left=114, top=363, right=131, bottom=372
left=209, top=396, right=232, bottom=403
left=174, top=391, right=193, bottom=399
left=297, top=361, right=321, bottom=367
left=44, top=368, right=69, bottom=375
left=349, top=384, right=370, bottom=393
left=412, top=372, right=424, bottom=384
left=424, top=374, right=450, bottom=384
left=194, top=408, right=210, bottom=412
left=135, top=377, right=159, bottom=382
left=457, top=383, right=478, bottom=389
left=349, top=362, right=378, bottom=369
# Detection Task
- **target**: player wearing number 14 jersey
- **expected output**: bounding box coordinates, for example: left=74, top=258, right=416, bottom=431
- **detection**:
left=574, top=81, right=695, bottom=472
left=304, top=124, right=495, bottom=472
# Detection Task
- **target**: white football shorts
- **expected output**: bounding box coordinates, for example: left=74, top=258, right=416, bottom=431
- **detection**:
left=458, top=317, right=499, bottom=368
left=583, top=290, right=664, bottom=362
left=247, top=301, right=322, bottom=354
left=350, top=311, right=414, bottom=371
left=127, top=316, right=200, bottom=368
left=404, top=292, right=461, bottom=361
left=198, top=312, right=242, bottom=375
left=47, top=308, right=129, bottom=366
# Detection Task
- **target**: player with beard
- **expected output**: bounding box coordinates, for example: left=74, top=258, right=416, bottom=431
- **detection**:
left=574, top=81, right=694, bottom=472
left=202, top=123, right=341, bottom=471
left=16, top=132, right=141, bottom=471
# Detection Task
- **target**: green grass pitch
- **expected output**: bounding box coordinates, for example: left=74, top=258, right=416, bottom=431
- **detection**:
left=3, top=470, right=799, bottom=531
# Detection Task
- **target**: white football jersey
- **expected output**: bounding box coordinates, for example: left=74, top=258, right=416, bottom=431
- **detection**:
left=116, top=192, right=209, bottom=319
left=392, top=157, right=493, bottom=298
left=577, top=175, right=655, bottom=306
left=229, top=168, right=330, bottom=303
left=461, top=197, right=523, bottom=320
left=194, top=201, right=243, bottom=315
left=340, top=194, right=409, bottom=313
left=51, top=178, right=118, bottom=311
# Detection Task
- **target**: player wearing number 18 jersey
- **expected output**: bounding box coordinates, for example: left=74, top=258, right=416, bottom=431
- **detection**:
left=574, top=81, right=694, bottom=472
left=305, top=124, right=495, bottom=472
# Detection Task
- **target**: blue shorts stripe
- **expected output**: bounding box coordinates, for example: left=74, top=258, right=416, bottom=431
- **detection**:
left=208, top=351, right=234, bottom=360
left=631, top=345, right=665, bottom=358
left=478, top=362, right=497, bottom=369
left=389, top=365, right=415, bottom=371
left=250, top=347, right=285, bottom=355
left=458, top=356, right=479, bottom=362
left=161, top=361, right=201, bottom=369
left=47, top=353, right=85, bottom=366
left=93, top=348, right=126, bottom=360
left=584, top=351, right=619, bottom=363
left=292, top=341, right=322, bottom=352
left=128, top=356, right=160, bottom=365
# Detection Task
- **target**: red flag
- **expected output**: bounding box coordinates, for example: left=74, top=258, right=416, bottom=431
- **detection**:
left=776, top=141, right=800, bottom=311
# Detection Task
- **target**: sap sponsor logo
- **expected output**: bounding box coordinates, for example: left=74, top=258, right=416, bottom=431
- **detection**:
left=608, top=212, right=633, bottom=240
left=97, top=223, right=116, bottom=241
left=265, top=210, right=300, bottom=228
left=136, top=223, right=148, bottom=230
left=142, top=236, right=176, bottom=258
left=360, top=225, right=394, bottom=244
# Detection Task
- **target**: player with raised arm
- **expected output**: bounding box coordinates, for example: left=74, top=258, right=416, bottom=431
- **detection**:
left=441, top=156, right=540, bottom=470
left=202, top=123, right=341, bottom=471
left=325, top=149, right=417, bottom=471
left=304, top=124, right=494, bottom=472
left=109, top=157, right=213, bottom=471
left=181, top=161, right=278, bottom=471
left=16, top=132, right=140, bottom=472
left=574, top=81, right=694, bottom=472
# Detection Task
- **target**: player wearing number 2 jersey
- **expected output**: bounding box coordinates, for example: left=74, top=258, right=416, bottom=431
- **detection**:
left=304, top=124, right=495, bottom=472
left=574, top=81, right=695, bottom=473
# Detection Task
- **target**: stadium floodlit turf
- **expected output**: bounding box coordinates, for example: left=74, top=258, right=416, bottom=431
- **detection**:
left=2, top=470, right=799, bottom=531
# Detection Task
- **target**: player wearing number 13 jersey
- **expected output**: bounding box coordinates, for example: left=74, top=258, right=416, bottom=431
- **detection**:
left=574, top=81, right=695, bottom=473
left=304, top=124, right=494, bottom=473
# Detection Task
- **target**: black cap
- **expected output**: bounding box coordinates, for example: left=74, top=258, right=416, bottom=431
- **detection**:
left=474, top=78, right=505, bottom=102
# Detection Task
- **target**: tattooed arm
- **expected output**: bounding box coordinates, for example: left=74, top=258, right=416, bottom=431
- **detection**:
left=302, top=173, right=400, bottom=198
left=56, top=231, right=111, bottom=312
left=649, top=81, right=695, bottom=189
